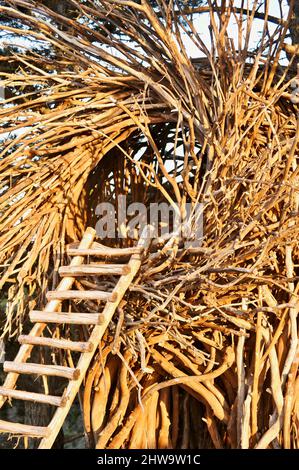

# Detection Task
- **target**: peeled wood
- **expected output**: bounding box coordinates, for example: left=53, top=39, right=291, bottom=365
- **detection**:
left=0, top=227, right=96, bottom=409
left=4, top=362, right=80, bottom=380
left=29, top=311, right=105, bottom=325
left=46, top=290, right=117, bottom=302
left=67, top=246, right=143, bottom=257
left=0, top=387, right=65, bottom=407
left=58, top=264, right=130, bottom=276
left=0, top=419, right=49, bottom=438
left=18, top=335, right=93, bottom=352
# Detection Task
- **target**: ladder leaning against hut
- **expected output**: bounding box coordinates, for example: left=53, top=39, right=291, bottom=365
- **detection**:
left=0, top=225, right=151, bottom=449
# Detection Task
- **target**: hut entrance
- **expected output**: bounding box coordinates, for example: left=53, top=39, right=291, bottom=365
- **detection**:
left=82, top=125, right=203, bottom=246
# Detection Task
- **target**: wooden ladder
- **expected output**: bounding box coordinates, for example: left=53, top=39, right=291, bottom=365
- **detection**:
left=0, top=225, right=151, bottom=448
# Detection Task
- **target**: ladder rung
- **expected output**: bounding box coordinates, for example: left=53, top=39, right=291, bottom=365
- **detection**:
left=18, top=335, right=93, bottom=352
left=0, top=419, right=49, bottom=437
left=29, top=311, right=105, bottom=325
left=4, top=362, right=80, bottom=380
left=58, top=264, right=130, bottom=277
left=66, top=245, right=143, bottom=257
left=0, top=387, right=65, bottom=407
left=46, top=290, right=117, bottom=302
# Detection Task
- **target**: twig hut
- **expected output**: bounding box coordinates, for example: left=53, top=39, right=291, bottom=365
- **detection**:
left=0, top=0, right=298, bottom=449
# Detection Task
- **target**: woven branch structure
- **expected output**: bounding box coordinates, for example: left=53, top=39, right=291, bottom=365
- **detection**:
left=0, top=0, right=298, bottom=449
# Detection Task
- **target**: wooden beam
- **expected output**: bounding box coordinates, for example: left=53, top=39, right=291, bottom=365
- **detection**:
left=4, top=362, right=80, bottom=380
left=0, top=420, right=49, bottom=438
left=0, top=387, right=65, bottom=407
left=29, top=311, right=105, bottom=325
left=66, top=246, right=143, bottom=257
left=58, top=264, right=130, bottom=276
left=46, top=290, right=117, bottom=302
left=18, top=335, right=93, bottom=352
